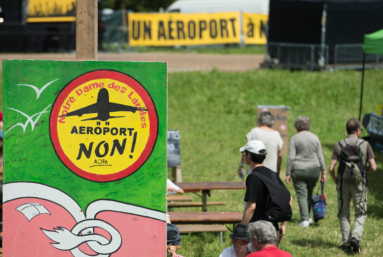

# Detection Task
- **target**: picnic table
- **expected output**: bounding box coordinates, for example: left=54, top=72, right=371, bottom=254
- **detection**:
left=169, top=211, right=242, bottom=228
left=169, top=212, right=242, bottom=244
left=176, top=182, right=246, bottom=211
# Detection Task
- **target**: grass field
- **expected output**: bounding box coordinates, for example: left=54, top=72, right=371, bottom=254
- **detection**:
left=165, top=69, right=383, bottom=257
left=1, top=69, right=383, bottom=256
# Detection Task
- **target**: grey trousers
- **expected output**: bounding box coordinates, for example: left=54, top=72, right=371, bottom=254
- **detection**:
left=337, top=180, right=367, bottom=245
left=291, top=167, right=321, bottom=222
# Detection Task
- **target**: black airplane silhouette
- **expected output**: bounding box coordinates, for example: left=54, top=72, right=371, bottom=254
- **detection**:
left=61, top=88, right=148, bottom=123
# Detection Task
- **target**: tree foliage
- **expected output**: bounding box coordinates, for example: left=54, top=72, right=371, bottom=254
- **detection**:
left=102, top=0, right=176, bottom=12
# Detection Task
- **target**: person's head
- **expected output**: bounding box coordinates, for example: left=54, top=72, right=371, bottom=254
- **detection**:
left=248, top=221, right=277, bottom=251
left=346, top=118, right=362, bottom=136
left=258, top=111, right=275, bottom=128
left=230, top=224, right=251, bottom=254
left=294, top=116, right=311, bottom=132
left=239, top=140, right=267, bottom=165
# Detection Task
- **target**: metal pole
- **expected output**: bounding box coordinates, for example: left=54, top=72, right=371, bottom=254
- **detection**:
left=359, top=53, right=365, bottom=121
left=220, top=231, right=223, bottom=244
left=310, top=45, right=314, bottom=71
left=320, top=4, right=327, bottom=67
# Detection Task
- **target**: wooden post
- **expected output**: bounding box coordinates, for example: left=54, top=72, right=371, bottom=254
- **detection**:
left=76, top=0, right=98, bottom=61
left=171, top=166, right=182, bottom=183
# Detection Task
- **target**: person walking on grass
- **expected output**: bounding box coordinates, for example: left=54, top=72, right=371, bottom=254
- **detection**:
left=219, top=224, right=251, bottom=257
left=240, top=140, right=292, bottom=244
left=329, top=118, right=376, bottom=254
left=238, top=111, right=283, bottom=177
left=238, top=221, right=292, bottom=257
left=285, top=116, right=327, bottom=228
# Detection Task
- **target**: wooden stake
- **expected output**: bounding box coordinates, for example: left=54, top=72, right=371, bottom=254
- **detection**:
left=76, top=0, right=98, bottom=61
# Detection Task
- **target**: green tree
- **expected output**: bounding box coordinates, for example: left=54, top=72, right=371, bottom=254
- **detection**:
left=102, top=0, right=176, bottom=12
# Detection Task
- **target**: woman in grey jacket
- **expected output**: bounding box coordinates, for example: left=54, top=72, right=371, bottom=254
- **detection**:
left=286, top=116, right=327, bottom=228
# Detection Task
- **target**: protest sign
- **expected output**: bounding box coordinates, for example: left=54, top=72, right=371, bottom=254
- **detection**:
left=242, top=13, right=268, bottom=45
left=128, top=12, right=241, bottom=46
left=3, top=60, right=167, bottom=257
left=27, top=0, right=76, bottom=22
left=258, top=106, right=290, bottom=155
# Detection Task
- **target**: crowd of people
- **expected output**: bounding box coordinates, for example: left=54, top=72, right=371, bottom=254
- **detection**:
left=167, top=113, right=377, bottom=256
left=0, top=104, right=377, bottom=256
left=226, top=113, right=376, bottom=256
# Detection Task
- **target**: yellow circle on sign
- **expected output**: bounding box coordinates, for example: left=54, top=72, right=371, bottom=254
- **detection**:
left=56, top=79, right=150, bottom=175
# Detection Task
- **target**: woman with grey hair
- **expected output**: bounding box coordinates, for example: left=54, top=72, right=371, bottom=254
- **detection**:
left=286, top=116, right=327, bottom=228
left=238, top=221, right=292, bottom=257
left=238, top=111, right=283, bottom=176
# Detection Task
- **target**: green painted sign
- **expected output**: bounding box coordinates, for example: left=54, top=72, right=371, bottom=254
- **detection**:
left=3, top=60, right=168, bottom=257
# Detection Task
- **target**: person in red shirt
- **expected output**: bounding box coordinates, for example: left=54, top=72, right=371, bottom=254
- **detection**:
left=239, top=220, right=292, bottom=257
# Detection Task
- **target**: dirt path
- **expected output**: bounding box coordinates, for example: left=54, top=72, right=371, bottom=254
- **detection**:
left=0, top=52, right=264, bottom=72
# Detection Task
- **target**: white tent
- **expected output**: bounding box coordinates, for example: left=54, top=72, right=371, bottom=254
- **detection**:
left=166, top=0, right=269, bottom=14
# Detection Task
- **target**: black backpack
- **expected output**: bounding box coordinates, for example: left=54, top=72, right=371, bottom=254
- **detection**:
left=253, top=172, right=292, bottom=223
left=167, top=224, right=182, bottom=246
left=337, top=139, right=366, bottom=185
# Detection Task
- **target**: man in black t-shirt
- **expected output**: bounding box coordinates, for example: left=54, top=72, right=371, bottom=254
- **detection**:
left=240, top=140, right=291, bottom=244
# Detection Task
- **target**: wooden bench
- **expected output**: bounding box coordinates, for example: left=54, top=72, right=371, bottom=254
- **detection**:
left=167, top=195, right=193, bottom=202
left=169, top=212, right=242, bottom=225
left=168, top=201, right=225, bottom=208
left=177, top=224, right=227, bottom=234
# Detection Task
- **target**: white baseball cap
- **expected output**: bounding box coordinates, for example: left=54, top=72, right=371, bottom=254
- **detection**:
left=239, top=140, right=267, bottom=155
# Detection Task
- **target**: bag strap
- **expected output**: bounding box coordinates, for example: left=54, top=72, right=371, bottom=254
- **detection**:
left=316, top=184, right=321, bottom=195
left=315, top=182, right=325, bottom=195
left=253, top=171, right=272, bottom=183
left=355, top=138, right=364, bottom=146
left=339, top=140, right=347, bottom=148
left=321, top=182, right=324, bottom=195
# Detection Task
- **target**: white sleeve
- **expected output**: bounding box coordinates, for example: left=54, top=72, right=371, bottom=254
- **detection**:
left=167, top=179, right=180, bottom=193
left=277, top=131, right=284, bottom=151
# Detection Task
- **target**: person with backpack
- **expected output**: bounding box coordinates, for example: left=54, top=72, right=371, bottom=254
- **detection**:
left=329, top=118, right=376, bottom=254
left=285, top=116, right=327, bottom=228
left=240, top=140, right=292, bottom=244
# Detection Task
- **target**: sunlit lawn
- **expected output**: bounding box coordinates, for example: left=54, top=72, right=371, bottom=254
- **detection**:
left=166, top=69, right=383, bottom=257
left=1, top=68, right=383, bottom=256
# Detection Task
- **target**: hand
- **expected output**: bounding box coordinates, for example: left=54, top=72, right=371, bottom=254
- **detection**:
left=286, top=175, right=291, bottom=186
left=278, top=224, right=286, bottom=243
left=321, top=173, right=326, bottom=183
left=168, top=245, right=177, bottom=256
left=333, top=176, right=338, bottom=184
left=238, top=166, right=243, bottom=176
left=238, top=245, right=249, bottom=257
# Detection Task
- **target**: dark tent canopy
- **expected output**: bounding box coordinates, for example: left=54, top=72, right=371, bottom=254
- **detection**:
left=268, top=0, right=383, bottom=64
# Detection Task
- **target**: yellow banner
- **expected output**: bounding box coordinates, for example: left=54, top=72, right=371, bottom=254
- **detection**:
left=378, top=105, right=383, bottom=115
left=27, top=0, right=76, bottom=23
left=128, top=12, right=241, bottom=46
left=243, top=13, right=268, bottom=45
